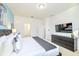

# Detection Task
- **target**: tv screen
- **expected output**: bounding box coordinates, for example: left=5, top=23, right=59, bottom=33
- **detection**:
left=55, top=23, right=72, bottom=33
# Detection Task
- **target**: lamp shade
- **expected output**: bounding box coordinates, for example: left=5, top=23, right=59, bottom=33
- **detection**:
left=12, top=28, right=16, bottom=33
left=73, top=30, right=79, bottom=38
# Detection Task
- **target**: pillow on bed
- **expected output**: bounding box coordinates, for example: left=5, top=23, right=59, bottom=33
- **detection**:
left=12, top=33, right=22, bottom=53
left=0, top=36, right=7, bottom=55
left=7, top=33, right=14, bottom=42
left=1, top=33, right=15, bottom=56
left=0, top=35, right=7, bottom=47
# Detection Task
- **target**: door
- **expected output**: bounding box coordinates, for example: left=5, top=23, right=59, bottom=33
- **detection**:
left=24, top=23, right=31, bottom=36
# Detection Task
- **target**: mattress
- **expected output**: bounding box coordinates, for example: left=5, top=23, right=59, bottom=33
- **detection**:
left=10, top=37, right=59, bottom=56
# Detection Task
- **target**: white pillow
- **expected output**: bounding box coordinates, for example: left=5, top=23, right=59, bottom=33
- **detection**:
left=7, top=33, right=16, bottom=42
left=13, top=33, right=22, bottom=53
left=0, top=36, right=7, bottom=55
left=2, top=39, right=13, bottom=56
left=2, top=33, right=15, bottom=56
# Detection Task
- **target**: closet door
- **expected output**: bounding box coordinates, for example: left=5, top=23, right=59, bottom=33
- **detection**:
left=30, top=18, right=38, bottom=37
left=37, top=20, right=44, bottom=39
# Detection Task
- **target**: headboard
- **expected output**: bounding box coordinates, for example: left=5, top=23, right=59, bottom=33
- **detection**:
left=0, top=29, right=12, bottom=37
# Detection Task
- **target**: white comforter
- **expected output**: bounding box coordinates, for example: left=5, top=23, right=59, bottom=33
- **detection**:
left=10, top=37, right=46, bottom=56
left=10, top=37, right=59, bottom=56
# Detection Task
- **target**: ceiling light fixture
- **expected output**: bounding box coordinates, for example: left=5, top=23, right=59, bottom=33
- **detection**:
left=37, top=3, right=46, bottom=9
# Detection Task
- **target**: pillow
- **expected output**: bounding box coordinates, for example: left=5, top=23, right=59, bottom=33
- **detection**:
left=12, top=33, right=22, bottom=53
left=2, top=33, right=15, bottom=56
left=0, top=36, right=7, bottom=55
left=0, top=36, right=7, bottom=43
left=0, top=36, right=7, bottom=47
left=2, top=39, right=13, bottom=56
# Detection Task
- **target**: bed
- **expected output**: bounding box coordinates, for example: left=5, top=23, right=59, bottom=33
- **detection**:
left=10, top=37, right=59, bottom=56
left=0, top=30, right=59, bottom=56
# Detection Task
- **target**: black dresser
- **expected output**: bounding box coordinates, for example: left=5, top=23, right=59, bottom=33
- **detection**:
left=51, top=34, right=77, bottom=51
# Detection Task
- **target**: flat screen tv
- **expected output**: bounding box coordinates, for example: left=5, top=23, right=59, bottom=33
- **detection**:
left=55, top=23, right=72, bottom=33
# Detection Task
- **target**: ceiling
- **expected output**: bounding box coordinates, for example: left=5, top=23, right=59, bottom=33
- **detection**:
left=8, top=3, right=78, bottom=19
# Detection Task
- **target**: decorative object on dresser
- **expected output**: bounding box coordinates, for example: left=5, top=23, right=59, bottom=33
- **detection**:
left=51, top=34, right=77, bottom=51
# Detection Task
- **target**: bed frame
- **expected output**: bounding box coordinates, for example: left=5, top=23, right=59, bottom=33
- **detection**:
left=0, top=29, right=12, bottom=37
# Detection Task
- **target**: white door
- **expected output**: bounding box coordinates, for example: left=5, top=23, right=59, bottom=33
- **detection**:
left=24, top=23, right=31, bottom=36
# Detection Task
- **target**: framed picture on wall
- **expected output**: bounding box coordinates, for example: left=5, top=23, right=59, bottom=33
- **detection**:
left=0, top=5, right=4, bottom=25
left=0, top=4, right=14, bottom=29
left=0, top=4, right=7, bottom=26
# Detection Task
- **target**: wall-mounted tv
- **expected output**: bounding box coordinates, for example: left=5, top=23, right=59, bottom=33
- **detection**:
left=55, top=23, right=72, bottom=33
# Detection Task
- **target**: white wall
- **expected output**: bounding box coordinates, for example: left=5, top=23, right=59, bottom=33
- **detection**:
left=45, top=5, right=79, bottom=38
left=14, top=16, right=26, bottom=37
left=50, top=6, right=79, bottom=34
left=45, top=5, right=79, bottom=50
left=14, top=16, right=44, bottom=39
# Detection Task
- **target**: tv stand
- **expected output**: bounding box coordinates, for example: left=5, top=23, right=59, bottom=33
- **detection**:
left=51, top=34, right=77, bottom=51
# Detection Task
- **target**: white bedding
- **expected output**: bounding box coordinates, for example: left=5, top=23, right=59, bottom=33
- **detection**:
left=10, top=37, right=59, bottom=56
